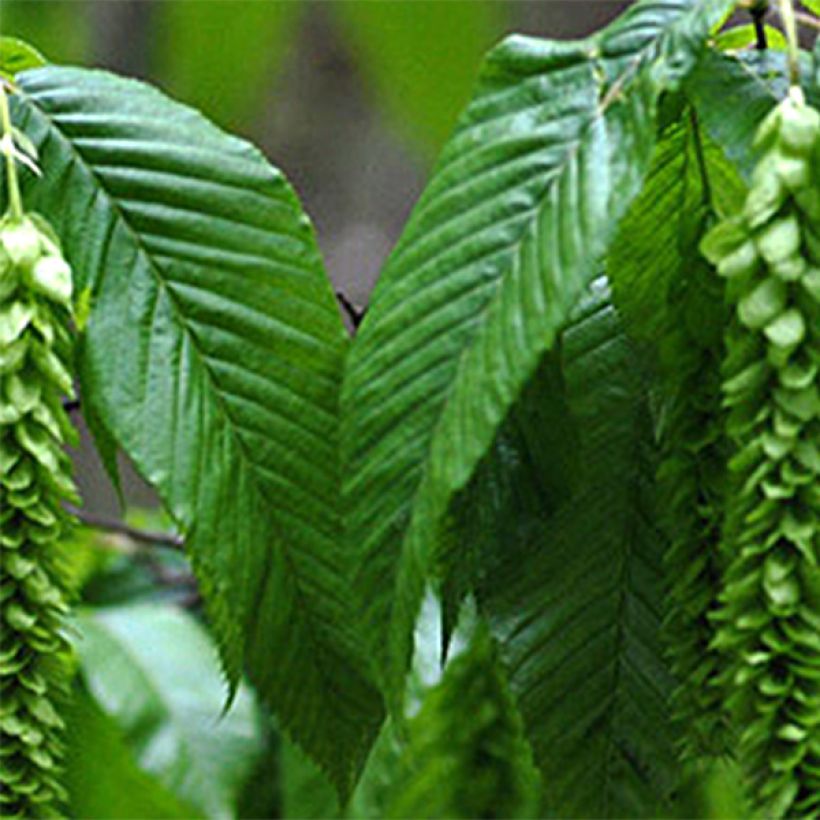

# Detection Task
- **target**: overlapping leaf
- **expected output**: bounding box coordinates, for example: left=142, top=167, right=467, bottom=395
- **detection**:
left=471, top=280, right=679, bottom=817
left=607, top=100, right=745, bottom=348
left=686, top=48, right=820, bottom=181
left=342, top=0, right=735, bottom=707
left=7, top=67, right=383, bottom=795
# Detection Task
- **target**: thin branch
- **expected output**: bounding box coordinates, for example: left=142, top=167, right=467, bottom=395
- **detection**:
left=65, top=504, right=184, bottom=550
left=793, top=8, right=820, bottom=30
left=751, top=2, right=769, bottom=49
left=336, top=290, right=366, bottom=329
left=778, top=0, right=801, bottom=85
left=62, top=397, right=81, bottom=413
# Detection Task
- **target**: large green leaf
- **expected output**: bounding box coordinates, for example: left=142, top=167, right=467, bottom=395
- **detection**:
left=472, top=280, right=679, bottom=818
left=7, top=66, right=383, bottom=795
left=74, top=603, right=262, bottom=818
left=342, top=0, right=735, bottom=709
left=332, top=1, right=508, bottom=156
left=64, top=683, right=198, bottom=820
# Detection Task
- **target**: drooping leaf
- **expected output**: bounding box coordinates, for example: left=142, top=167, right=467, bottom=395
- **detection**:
left=332, top=1, right=508, bottom=156
left=608, top=106, right=739, bottom=763
left=7, top=66, right=383, bottom=796
left=608, top=102, right=745, bottom=349
left=342, top=0, right=735, bottom=710
left=64, top=682, right=198, bottom=820
left=73, top=603, right=262, bottom=819
left=473, top=279, right=680, bottom=818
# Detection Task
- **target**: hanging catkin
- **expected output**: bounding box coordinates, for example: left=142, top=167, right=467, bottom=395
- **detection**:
left=701, top=87, right=820, bottom=818
left=0, top=212, right=78, bottom=816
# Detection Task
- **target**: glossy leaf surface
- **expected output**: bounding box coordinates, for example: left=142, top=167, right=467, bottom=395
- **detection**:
left=473, top=281, right=679, bottom=817
left=342, top=0, right=735, bottom=707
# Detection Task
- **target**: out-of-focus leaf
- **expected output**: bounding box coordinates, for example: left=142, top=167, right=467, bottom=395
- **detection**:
left=333, top=1, right=508, bottom=156
left=800, top=0, right=820, bottom=17
left=712, top=24, right=787, bottom=51
left=8, top=66, right=383, bottom=797
left=342, top=0, right=735, bottom=713
left=0, top=36, right=47, bottom=80
left=1, top=1, right=88, bottom=66
left=64, top=682, right=198, bottom=820
left=152, top=0, right=302, bottom=130
left=74, top=603, right=263, bottom=819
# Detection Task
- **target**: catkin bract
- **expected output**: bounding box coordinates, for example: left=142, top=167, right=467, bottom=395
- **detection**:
left=701, top=87, right=820, bottom=818
left=0, top=212, right=78, bottom=816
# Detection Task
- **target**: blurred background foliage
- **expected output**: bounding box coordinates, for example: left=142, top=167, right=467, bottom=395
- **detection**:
left=62, top=516, right=751, bottom=818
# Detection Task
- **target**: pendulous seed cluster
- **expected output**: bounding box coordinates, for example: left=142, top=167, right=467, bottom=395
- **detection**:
left=701, top=87, right=820, bottom=817
left=0, top=212, right=78, bottom=816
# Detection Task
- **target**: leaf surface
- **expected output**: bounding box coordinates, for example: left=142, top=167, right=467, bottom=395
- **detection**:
left=473, top=280, right=678, bottom=818
left=8, top=66, right=383, bottom=794
left=342, top=0, right=735, bottom=707
left=607, top=101, right=744, bottom=348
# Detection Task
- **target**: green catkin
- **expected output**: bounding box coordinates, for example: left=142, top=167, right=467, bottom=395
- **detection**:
left=659, top=207, right=733, bottom=761
left=0, top=212, right=78, bottom=816
left=701, top=87, right=820, bottom=818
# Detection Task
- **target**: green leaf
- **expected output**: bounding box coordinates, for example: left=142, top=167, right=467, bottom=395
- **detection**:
left=342, top=0, right=735, bottom=710
left=9, top=66, right=383, bottom=796
left=473, top=280, right=679, bottom=818
left=608, top=102, right=744, bottom=348
left=686, top=48, right=820, bottom=181
left=64, top=682, right=198, bottom=820
left=332, top=1, right=508, bottom=155
left=151, top=1, right=302, bottom=129
left=0, top=36, right=47, bottom=81
left=74, top=603, right=262, bottom=819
